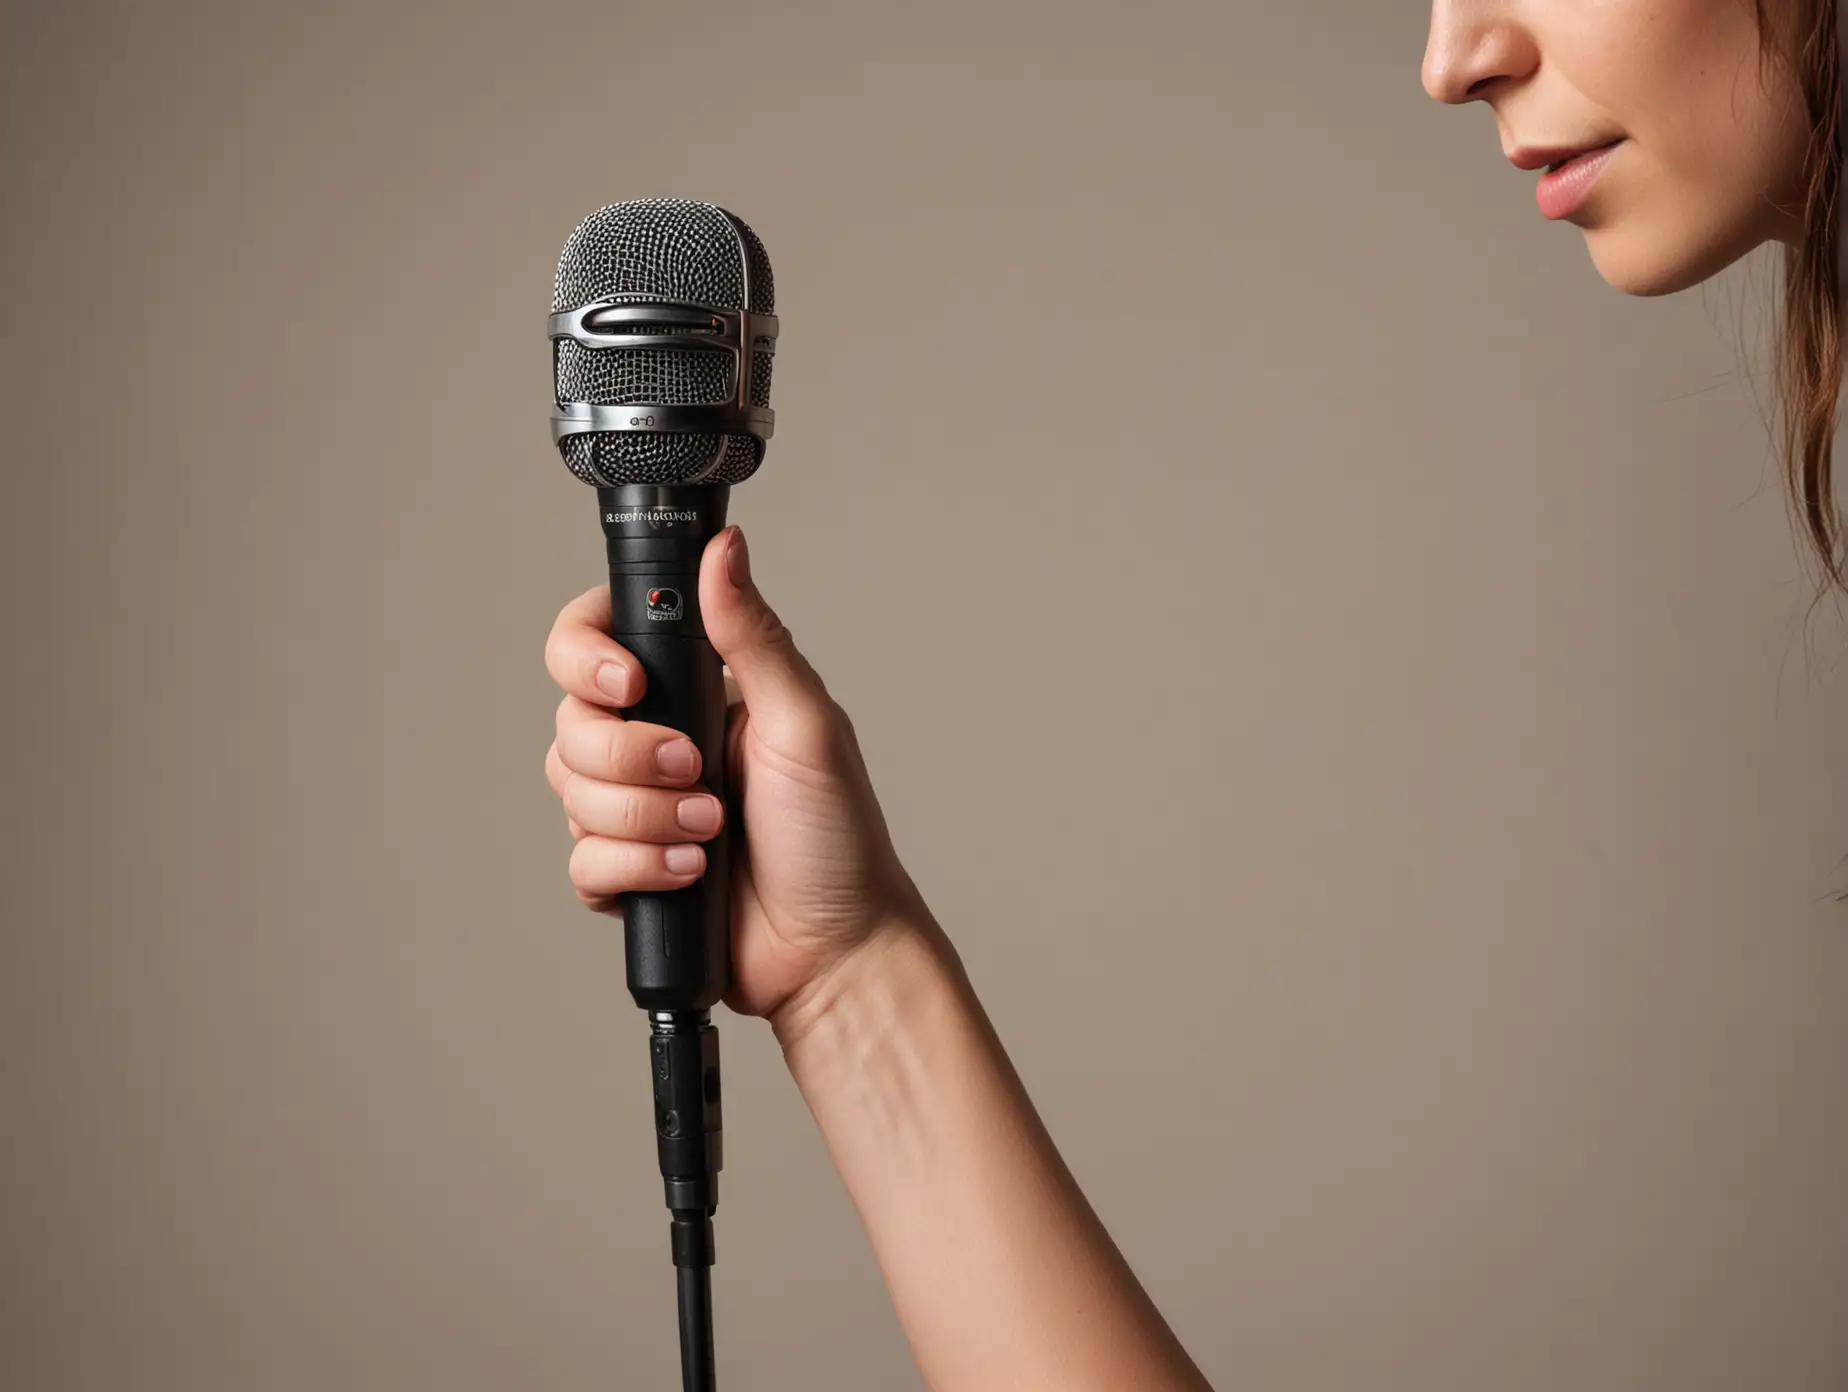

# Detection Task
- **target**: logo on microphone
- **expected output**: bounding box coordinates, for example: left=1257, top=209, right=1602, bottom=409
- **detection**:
left=646, top=587, right=684, bottom=621
left=604, top=508, right=701, bottom=528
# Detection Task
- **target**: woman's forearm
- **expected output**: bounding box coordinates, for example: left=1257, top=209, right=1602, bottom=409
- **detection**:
left=772, top=916, right=1212, bottom=1392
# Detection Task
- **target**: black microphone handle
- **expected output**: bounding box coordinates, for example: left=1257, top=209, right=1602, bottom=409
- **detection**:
left=600, top=483, right=734, bottom=1014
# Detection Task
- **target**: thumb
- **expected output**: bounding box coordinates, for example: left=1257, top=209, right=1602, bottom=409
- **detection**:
left=700, top=527, right=828, bottom=726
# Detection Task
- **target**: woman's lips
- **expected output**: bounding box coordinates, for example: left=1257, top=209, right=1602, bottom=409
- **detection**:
left=1530, top=140, right=1624, bottom=220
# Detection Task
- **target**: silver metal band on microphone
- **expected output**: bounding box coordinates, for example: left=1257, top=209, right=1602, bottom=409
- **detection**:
left=547, top=297, right=779, bottom=448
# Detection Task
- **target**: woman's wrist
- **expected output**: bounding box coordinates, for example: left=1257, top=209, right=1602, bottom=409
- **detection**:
left=768, top=901, right=961, bottom=1065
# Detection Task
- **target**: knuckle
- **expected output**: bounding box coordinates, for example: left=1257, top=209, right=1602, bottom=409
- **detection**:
left=543, top=624, right=572, bottom=684
left=557, top=769, right=586, bottom=824
left=578, top=650, right=606, bottom=696
left=567, top=838, right=597, bottom=889
left=614, top=792, right=650, bottom=839
left=569, top=836, right=624, bottom=892
left=554, top=728, right=587, bottom=777
left=752, top=604, right=793, bottom=650
left=603, top=722, right=631, bottom=779
left=784, top=695, right=845, bottom=754
left=555, top=692, right=576, bottom=732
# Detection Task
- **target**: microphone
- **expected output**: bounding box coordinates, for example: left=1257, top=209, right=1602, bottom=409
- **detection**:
left=548, top=198, right=779, bottom=1392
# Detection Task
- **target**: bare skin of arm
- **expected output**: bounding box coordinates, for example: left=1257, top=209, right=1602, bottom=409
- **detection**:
left=776, top=918, right=1210, bottom=1391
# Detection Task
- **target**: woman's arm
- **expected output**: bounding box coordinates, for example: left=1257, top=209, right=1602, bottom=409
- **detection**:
left=545, top=529, right=1209, bottom=1389
left=774, top=915, right=1213, bottom=1392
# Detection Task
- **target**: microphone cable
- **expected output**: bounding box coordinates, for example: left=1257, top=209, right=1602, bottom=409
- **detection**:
left=650, top=1008, right=722, bottom=1392
left=677, top=1263, right=715, bottom=1391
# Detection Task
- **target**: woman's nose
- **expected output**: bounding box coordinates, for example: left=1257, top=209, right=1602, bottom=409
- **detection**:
left=1422, top=0, right=1538, bottom=104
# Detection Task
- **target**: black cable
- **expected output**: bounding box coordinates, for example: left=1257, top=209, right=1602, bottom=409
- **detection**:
left=677, top=1259, right=716, bottom=1392
left=650, top=1012, right=722, bottom=1391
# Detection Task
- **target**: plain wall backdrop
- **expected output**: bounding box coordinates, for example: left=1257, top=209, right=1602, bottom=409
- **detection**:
left=4, top=1, right=1847, bottom=1388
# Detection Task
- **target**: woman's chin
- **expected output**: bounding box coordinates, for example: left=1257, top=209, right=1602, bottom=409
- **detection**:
left=1582, top=219, right=1780, bottom=298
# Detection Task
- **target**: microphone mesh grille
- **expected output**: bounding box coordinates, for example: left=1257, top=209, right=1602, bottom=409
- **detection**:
left=551, top=199, right=773, bottom=316
left=558, top=432, right=762, bottom=488
left=554, top=341, right=734, bottom=407
left=552, top=200, right=775, bottom=487
left=750, top=351, right=773, bottom=409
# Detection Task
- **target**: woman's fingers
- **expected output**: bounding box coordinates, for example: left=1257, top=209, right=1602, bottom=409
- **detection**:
left=569, top=834, right=707, bottom=898
left=544, top=588, right=721, bottom=902
left=559, top=772, right=725, bottom=845
left=553, top=694, right=703, bottom=786
left=545, top=585, right=645, bottom=709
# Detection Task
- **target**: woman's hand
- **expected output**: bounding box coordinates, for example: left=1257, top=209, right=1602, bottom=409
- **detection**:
left=547, top=527, right=1210, bottom=1391
left=543, top=525, right=925, bottom=1029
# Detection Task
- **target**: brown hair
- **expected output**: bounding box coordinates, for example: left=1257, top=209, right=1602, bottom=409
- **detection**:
left=1761, top=0, right=1846, bottom=602
left=1755, top=1, right=1848, bottom=901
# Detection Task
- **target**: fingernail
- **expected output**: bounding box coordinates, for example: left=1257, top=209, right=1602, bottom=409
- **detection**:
left=656, top=740, right=699, bottom=780
left=595, top=663, right=631, bottom=704
left=726, top=527, right=751, bottom=588
left=676, top=795, right=722, bottom=835
left=665, top=845, right=703, bottom=876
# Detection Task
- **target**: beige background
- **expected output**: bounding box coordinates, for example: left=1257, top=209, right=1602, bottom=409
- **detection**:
left=4, top=1, right=1846, bottom=1388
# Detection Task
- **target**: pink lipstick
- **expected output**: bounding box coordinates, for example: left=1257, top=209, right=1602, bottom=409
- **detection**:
left=1510, top=141, right=1624, bottom=220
